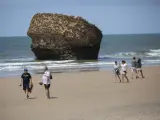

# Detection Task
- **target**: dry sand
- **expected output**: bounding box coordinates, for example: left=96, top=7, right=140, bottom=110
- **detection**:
left=0, top=66, right=160, bottom=120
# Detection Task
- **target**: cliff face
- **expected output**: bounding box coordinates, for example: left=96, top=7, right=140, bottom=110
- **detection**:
left=27, top=13, right=103, bottom=60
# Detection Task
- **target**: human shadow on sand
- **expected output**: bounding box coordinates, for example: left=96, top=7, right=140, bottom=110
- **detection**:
left=49, top=97, right=58, bottom=99
left=27, top=96, right=58, bottom=99
left=28, top=97, right=37, bottom=99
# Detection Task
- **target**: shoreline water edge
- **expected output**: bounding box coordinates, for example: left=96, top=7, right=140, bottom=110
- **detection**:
left=0, top=34, right=160, bottom=77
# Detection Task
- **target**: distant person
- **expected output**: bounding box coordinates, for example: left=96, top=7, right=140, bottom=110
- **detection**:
left=113, top=61, right=121, bottom=83
left=19, top=68, right=33, bottom=99
left=136, top=58, right=145, bottom=78
left=39, top=66, right=52, bottom=99
left=121, top=60, right=129, bottom=83
left=131, top=57, right=138, bottom=79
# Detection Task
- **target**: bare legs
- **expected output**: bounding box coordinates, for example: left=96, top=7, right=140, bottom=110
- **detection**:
left=24, top=89, right=29, bottom=98
left=122, top=73, right=129, bottom=83
left=45, top=89, right=50, bottom=99
left=114, top=74, right=121, bottom=83
left=137, top=70, right=145, bottom=78
left=44, top=84, right=50, bottom=99
left=131, top=68, right=138, bottom=79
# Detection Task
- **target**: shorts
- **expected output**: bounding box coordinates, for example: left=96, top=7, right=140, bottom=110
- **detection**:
left=121, top=71, right=127, bottom=75
left=115, top=69, right=120, bottom=75
left=23, top=83, right=30, bottom=91
left=44, top=84, right=50, bottom=89
left=137, top=68, right=142, bottom=71
left=131, top=67, right=137, bottom=72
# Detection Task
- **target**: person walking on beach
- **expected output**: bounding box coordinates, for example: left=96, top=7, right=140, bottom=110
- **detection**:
left=131, top=57, right=138, bottom=79
left=121, top=60, right=129, bottom=83
left=39, top=66, right=52, bottom=99
left=113, top=61, right=121, bottom=83
left=19, top=68, right=33, bottom=99
left=136, top=58, right=145, bottom=78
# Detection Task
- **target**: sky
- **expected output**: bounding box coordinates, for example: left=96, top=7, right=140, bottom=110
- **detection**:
left=0, top=0, right=160, bottom=36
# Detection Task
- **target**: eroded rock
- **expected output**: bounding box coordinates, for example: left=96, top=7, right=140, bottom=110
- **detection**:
left=27, top=13, right=102, bottom=60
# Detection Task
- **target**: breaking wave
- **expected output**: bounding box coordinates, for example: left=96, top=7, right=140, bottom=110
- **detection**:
left=99, top=49, right=160, bottom=59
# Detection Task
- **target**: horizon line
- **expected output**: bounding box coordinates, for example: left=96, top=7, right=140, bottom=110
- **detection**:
left=0, top=33, right=160, bottom=38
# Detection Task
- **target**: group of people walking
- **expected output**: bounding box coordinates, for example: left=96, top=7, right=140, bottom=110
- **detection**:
left=19, top=57, right=145, bottom=99
left=19, top=66, right=52, bottom=99
left=113, top=57, right=145, bottom=83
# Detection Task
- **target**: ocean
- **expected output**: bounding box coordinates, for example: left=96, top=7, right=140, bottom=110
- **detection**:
left=0, top=34, right=160, bottom=77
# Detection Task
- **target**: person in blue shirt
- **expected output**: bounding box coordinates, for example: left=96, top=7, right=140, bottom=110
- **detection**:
left=19, top=68, right=33, bottom=99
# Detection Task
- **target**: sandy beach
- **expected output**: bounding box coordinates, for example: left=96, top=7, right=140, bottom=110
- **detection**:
left=0, top=66, right=160, bottom=120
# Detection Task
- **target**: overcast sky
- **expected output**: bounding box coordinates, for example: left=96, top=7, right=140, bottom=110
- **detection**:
left=0, top=0, right=160, bottom=36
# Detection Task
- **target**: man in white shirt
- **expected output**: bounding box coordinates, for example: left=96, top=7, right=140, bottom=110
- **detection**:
left=41, top=66, right=52, bottom=99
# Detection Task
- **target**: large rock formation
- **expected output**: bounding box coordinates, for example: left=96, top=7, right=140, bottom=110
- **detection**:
left=27, top=13, right=103, bottom=60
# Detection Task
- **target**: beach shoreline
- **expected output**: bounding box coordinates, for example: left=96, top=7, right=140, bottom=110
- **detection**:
left=0, top=64, right=160, bottom=78
left=1, top=66, right=160, bottom=120
left=1, top=34, right=160, bottom=78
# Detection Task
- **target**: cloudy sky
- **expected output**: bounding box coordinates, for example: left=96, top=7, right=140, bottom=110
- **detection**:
left=0, top=0, right=160, bottom=36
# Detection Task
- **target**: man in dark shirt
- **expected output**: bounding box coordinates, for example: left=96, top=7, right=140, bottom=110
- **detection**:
left=19, top=68, right=32, bottom=98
